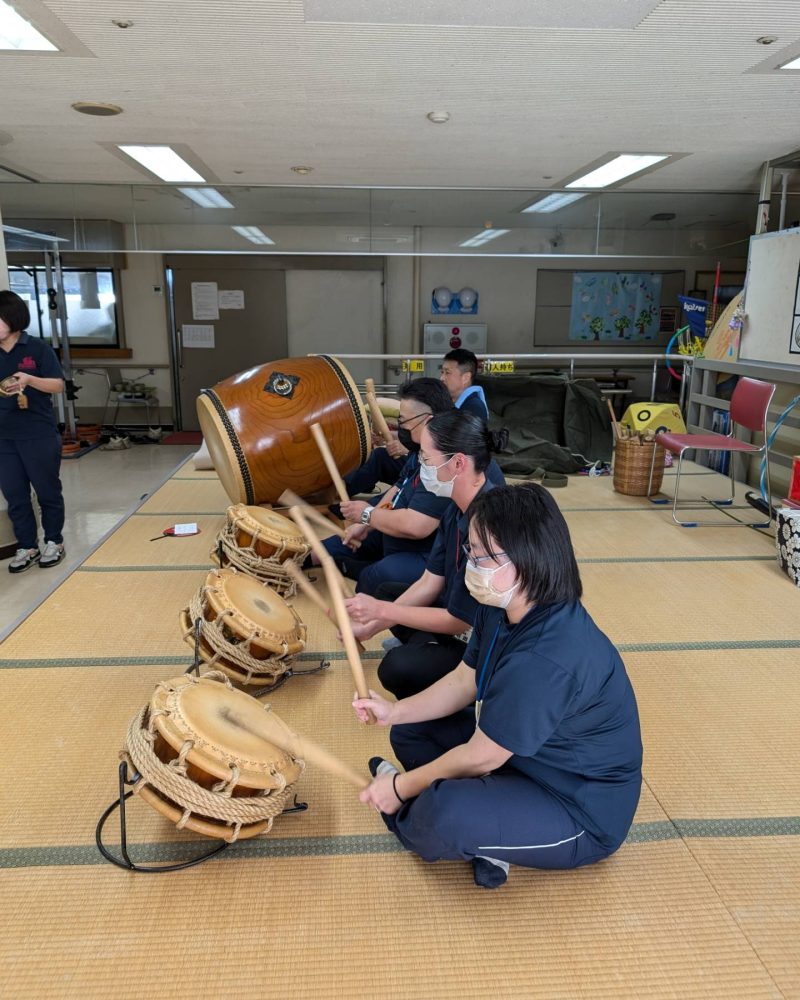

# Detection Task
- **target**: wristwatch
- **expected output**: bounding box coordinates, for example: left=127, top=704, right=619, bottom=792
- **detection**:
left=360, top=506, right=374, bottom=525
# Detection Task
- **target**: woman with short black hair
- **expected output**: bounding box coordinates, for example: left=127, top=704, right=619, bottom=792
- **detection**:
left=353, top=482, right=643, bottom=889
left=0, top=290, right=67, bottom=573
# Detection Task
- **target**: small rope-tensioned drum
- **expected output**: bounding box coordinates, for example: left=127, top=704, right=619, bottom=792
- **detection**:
left=213, top=504, right=310, bottom=596
left=121, top=672, right=305, bottom=842
left=180, top=567, right=307, bottom=689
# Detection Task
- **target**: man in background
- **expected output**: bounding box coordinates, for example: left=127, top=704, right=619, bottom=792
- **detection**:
left=439, top=348, right=489, bottom=420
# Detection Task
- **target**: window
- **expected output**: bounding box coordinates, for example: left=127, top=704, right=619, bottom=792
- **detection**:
left=8, top=266, right=121, bottom=347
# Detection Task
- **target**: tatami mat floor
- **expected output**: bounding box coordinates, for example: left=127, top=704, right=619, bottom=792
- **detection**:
left=0, top=457, right=797, bottom=999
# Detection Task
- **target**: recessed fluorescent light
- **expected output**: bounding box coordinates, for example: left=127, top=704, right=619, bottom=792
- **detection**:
left=522, top=192, right=587, bottom=214
left=566, top=154, right=670, bottom=189
left=459, top=228, right=510, bottom=248
left=779, top=55, right=800, bottom=69
left=231, top=225, right=275, bottom=245
left=179, top=187, right=234, bottom=209
left=0, top=1, right=57, bottom=50
left=117, top=145, right=204, bottom=183
left=2, top=224, right=69, bottom=243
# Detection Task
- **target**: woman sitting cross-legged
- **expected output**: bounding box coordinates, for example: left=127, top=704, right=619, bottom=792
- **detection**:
left=352, top=483, right=643, bottom=889
left=345, top=410, right=508, bottom=699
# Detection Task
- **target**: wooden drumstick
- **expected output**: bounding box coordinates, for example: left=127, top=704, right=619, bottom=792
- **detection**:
left=277, top=489, right=346, bottom=538
left=282, top=561, right=367, bottom=655
left=310, top=422, right=349, bottom=505
left=220, top=705, right=369, bottom=790
left=290, top=506, right=375, bottom=723
left=365, top=378, right=393, bottom=445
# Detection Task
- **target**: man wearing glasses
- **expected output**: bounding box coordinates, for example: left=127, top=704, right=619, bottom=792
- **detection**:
left=345, top=349, right=489, bottom=497
left=315, top=379, right=453, bottom=595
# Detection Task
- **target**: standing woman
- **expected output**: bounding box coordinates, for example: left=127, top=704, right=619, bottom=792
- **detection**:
left=345, top=410, right=507, bottom=699
left=353, top=483, right=642, bottom=889
left=0, top=290, right=67, bottom=573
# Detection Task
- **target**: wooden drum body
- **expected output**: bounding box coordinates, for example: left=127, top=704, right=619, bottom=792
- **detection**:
left=122, top=673, right=304, bottom=841
left=214, top=504, right=310, bottom=595
left=180, top=568, right=307, bottom=688
left=197, top=355, right=370, bottom=505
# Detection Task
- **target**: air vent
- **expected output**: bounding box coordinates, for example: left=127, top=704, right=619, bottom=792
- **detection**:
left=71, top=102, right=123, bottom=117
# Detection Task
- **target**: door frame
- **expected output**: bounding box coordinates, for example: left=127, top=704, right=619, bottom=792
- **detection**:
left=165, top=254, right=387, bottom=429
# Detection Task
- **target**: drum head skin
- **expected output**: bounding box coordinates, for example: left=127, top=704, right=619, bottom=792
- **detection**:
left=204, top=569, right=305, bottom=653
left=150, top=675, right=303, bottom=789
left=230, top=504, right=307, bottom=555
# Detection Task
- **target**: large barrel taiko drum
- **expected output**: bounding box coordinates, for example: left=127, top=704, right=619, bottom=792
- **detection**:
left=197, top=355, right=370, bottom=505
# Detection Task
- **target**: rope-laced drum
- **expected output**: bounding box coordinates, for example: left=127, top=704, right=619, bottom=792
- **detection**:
left=213, top=504, right=310, bottom=596
left=121, top=672, right=305, bottom=842
left=180, top=567, right=307, bottom=689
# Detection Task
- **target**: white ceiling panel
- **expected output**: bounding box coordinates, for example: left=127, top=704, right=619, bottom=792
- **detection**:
left=305, top=0, right=663, bottom=30
left=0, top=0, right=797, bottom=191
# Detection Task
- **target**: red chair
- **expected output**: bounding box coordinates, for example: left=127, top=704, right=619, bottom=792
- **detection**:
left=647, top=377, right=776, bottom=527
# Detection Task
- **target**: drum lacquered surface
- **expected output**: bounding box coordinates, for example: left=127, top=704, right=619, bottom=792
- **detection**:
left=197, top=354, right=370, bottom=505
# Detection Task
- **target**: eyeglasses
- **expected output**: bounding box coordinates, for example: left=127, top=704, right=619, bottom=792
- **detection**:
left=420, top=453, right=454, bottom=470
left=461, top=540, right=508, bottom=568
left=397, top=411, right=431, bottom=428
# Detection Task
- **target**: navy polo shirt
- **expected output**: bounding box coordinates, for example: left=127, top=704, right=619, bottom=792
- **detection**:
left=425, top=478, right=497, bottom=627
left=0, top=332, right=64, bottom=440
left=464, top=601, right=643, bottom=850
left=379, top=452, right=450, bottom=557
left=456, top=386, right=489, bottom=421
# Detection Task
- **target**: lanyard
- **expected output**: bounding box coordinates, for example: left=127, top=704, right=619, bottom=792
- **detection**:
left=476, top=619, right=503, bottom=703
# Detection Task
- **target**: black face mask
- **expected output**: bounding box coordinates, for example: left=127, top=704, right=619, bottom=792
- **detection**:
left=397, top=427, right=420, bottom=452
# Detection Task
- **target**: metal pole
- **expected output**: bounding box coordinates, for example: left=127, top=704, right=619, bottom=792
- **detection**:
left=755, top=161, right=773, bottom=235
left=779, top=171, right=789, bottom=231
left=650, top=360, right=657, bottom=399
left=44, top=248, right=77, bottom=437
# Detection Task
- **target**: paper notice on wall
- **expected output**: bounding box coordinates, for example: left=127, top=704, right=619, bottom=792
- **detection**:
left=218, top=289, right=245, bottom=310
left=191, top=281, right=219, bottom=320
left=182, top=324, right=215, bottom=349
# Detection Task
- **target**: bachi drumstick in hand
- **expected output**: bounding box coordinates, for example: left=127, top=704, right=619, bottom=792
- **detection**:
left=283, top=561, right=366, bottom=655
left=310, top=422, right=350, bottom=505
left=365, top=378, right=393, bottom=445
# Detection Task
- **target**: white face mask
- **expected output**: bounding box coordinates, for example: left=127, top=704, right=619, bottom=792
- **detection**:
left=420, top=455, right=459, bottom=498
left=464, top=560, right=520, bottom=609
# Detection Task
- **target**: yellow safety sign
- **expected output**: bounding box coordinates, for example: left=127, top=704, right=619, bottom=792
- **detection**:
left=483, top=360, right=515, bottom=374
left=401, top=359, right=425, bottom=372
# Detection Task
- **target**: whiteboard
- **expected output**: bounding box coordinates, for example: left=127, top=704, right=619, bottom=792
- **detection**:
left=285, top=270, right=383, bottom=386
left=739, top=228, right=800, bottom=366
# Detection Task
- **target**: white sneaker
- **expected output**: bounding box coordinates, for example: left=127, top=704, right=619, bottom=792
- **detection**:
left=9, top=548, right=40, bottom=574
left=39, top=540, right=65, bottom=568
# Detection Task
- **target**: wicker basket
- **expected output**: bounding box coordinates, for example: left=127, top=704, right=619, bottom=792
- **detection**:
left=613, top=437, right=665, bottom=496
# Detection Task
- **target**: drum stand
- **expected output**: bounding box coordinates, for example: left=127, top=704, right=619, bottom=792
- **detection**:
left=95, top=761, right=309, bottom=873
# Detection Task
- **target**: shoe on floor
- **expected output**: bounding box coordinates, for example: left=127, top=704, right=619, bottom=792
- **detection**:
left=39, top=541, right=65, bottom=568
left=472, top=857, right=509, bottom=889
left=8, top=548, right=40, bottom=573
left=368, top=756, right=399, bottom=779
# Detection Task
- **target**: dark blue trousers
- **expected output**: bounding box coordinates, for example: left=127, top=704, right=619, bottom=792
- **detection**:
left=321, top=531, right=427, bottom=597
left=344, top=447, right=405, bottom=496
left=0, top=434, right=65, bottom=549
left=383, top=711, right=612, bottom=871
